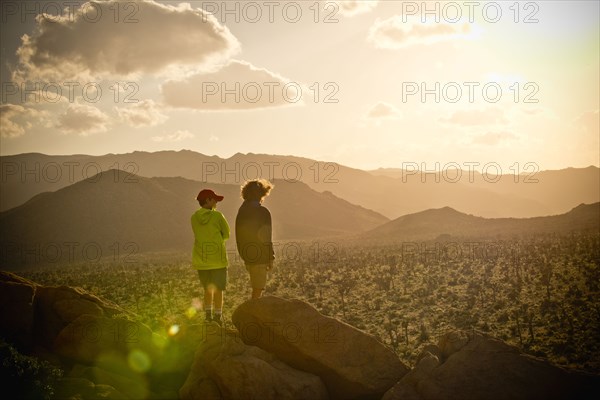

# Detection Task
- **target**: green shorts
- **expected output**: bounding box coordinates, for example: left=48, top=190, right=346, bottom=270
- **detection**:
left=245, top=264, right=269, bottom=290
left=197, top=268, right=227, bottom=291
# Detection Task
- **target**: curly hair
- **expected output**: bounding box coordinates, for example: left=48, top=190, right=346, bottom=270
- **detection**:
left=241, top=179, right=274, bottom=201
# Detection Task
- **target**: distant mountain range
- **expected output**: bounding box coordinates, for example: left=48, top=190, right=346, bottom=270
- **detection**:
left=1, top=151, right=598, bottom=219
left=0, top=169, right=388, bottom=267
left=360, top=202, right=600, bottom=243
left=1, top=166, right=597, bottom=268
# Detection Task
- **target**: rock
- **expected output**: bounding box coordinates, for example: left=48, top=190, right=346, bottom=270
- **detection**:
left=53, top=314, right=160, bottom=366
left=67, top=364, right=150, bottom=399
left=55, top=377, right=96, bottom=399
left=437, top=330, right=469, bottom=361
left=232, top=296, right=409, bottom=400
left=416, top=344, right=442, bottom=365
left=383, top=330, right=600, bottom=400
left=414, top=353, right=440, bottom=375
left=34, top=285, right=126, bottom=349
left=54, top=298, right=105, bottom=321
left=0, top=270, right=36, bottom=286
left=180, top=324, right=328, bottom=400
left=92, top=383, right=128, bottom=399
left=0, top=279, right=36, bottom=349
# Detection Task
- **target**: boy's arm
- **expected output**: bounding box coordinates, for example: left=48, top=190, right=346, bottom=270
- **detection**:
left=220, top=212, right=230, bottom=240
left=264, top=209, right=274, bottom=262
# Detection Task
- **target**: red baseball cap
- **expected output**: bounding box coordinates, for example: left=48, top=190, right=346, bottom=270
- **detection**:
left=196, top=189, right=224, bottom=202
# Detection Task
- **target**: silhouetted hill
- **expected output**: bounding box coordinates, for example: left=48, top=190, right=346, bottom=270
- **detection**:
left=361, top=202, right=600, bottom=242
left=1, top=151, right=598, bottom=219
left=0, top=170, right=388, bottom=268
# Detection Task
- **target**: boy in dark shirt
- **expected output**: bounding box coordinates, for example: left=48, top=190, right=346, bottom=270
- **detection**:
left=235, top=179, right=274, bottom=299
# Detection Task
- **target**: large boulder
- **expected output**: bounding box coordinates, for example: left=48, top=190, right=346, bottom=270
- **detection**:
left=180, top=324, right=328, bottom=400
left=55, top=377, right=128, bottom=400
left=383, top=330, right=600, bottom=400
left=53, top=314, right=161, bottom=365
left=34, top=285, right=126, bottom=349
left=68, top=363, right=151, bottom=399
left=232, top=296, right=409, bottom=400
left=0, top=272, right=36, bottom=349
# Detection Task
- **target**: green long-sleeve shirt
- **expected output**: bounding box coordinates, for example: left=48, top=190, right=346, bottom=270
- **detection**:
left=191, top=208, right=230, bottom=269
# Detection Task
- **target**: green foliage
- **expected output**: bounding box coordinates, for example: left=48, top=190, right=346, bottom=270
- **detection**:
left=0, top=339, right=63, bottom=400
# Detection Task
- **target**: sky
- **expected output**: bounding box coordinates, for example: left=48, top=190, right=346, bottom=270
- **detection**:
left=0, top=0, right=598, bottom=171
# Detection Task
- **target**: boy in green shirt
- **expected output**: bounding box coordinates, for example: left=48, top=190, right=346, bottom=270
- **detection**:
left=191, top=189, right=230, bottom=325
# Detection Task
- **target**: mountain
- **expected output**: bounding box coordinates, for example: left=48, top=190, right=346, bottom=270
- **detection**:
left=1, top=151, right=598, bottom=219
left=360, top=202, right=600, bottom=242
left=368, top=165, right=600, bottom=216
left=0, top=169, right=388, bottom=268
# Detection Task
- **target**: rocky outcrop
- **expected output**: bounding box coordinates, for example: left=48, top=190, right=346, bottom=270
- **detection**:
left=0, top=271, right=170, bottom=399
left=383, top=330, right=600, bottom=400
left=3, top=271, right=600, bottom=400
left=232, top=296, right=409, bottom=400
left=180, top=324, right=329, bottom=400
left=34, top=283, right=126, bottom=350
left=0, top=275, right=36, bottom=349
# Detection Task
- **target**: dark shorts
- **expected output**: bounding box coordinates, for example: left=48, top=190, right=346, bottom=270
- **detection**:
left=197, top=268, right=227, bottom=291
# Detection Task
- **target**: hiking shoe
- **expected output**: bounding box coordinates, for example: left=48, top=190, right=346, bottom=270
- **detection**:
left=212, top=315, right=223, bottom=327
left=204, top=311, right=212, bottom=323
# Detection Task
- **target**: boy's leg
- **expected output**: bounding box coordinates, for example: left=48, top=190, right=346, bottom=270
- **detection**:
left=204, top=287, right=214, bottom=320
left=246, top=264, right=268, bottom=299
left=252, top=288, right=263, bottom=299
left=213, top=289, right=224, bottom=324
left=198, top=270, right=213, bottom=321
left=212, top=268, right=227, bottom=326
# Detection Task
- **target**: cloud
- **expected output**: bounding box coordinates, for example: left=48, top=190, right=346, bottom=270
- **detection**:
left=115, top=99, right=168, bottom=127
left=366, top=102, right=401, bottom=119
left=521, top=108, right=544, bottom=115
left=56, top=103, right=109, bottom=135
left=471, top=131, right=517, bottom=146
left=368, top=16, right=472, bottom=49
left=439, top=108, right=508, bottom=126
left=334, top=1, right=378, bottom=17
left=13, top=0, right=239, bottom=81
left=0, top=104, right=44, bottom=138
left=574, top=110, right=599, bottom=136
left=161, top=60, right=302, bottom=111
left=151, top=130, right=194, bottom=142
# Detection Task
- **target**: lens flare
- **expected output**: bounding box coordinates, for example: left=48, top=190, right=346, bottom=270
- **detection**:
left=168, top=324, right=180, bottom=336
left=185, top=307, right=197, bottom=319
left=128, top=349, right=151, bottom=373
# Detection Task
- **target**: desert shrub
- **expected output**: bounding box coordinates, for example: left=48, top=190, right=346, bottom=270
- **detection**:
left=0, top=339, right=63, bottom=400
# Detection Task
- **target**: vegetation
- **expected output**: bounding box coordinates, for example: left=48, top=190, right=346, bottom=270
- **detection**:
left=0, top=339, right=63, bottom=400
left=20, top=231, right=600, bottom=373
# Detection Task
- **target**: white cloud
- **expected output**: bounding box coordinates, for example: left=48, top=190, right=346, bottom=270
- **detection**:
left=574, top=110, right=599, bottom=136
left=439, top=107, right=507, bottom=126
left=0, top=104, right=45, bottom=138
left=13, top=0, right=240, bottom=81
left=368, top=16, right=472, bottom=49
left=366, top=101, right=401, bottom=120
left=471, top=131, right=517, bottom=146
left=151, top=130, right=194, bottom=142
left=56, top=103, right=109, bottom=135
left=334, top=1, right=378, bottom=17
left=161, top=60, right=302, bottom=111
left=115, top=99, right=168, bottom=127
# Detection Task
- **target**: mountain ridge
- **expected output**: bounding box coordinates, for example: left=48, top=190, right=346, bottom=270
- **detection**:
left=1, top=151, right=598, bottom=219
left=361, top=202, right=600, bottom=242
left=0, top=169, right=389, bottom=268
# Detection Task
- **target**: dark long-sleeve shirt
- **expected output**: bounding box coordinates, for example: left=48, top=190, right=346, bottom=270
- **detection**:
left=235, top=200, right=274, bottom=265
